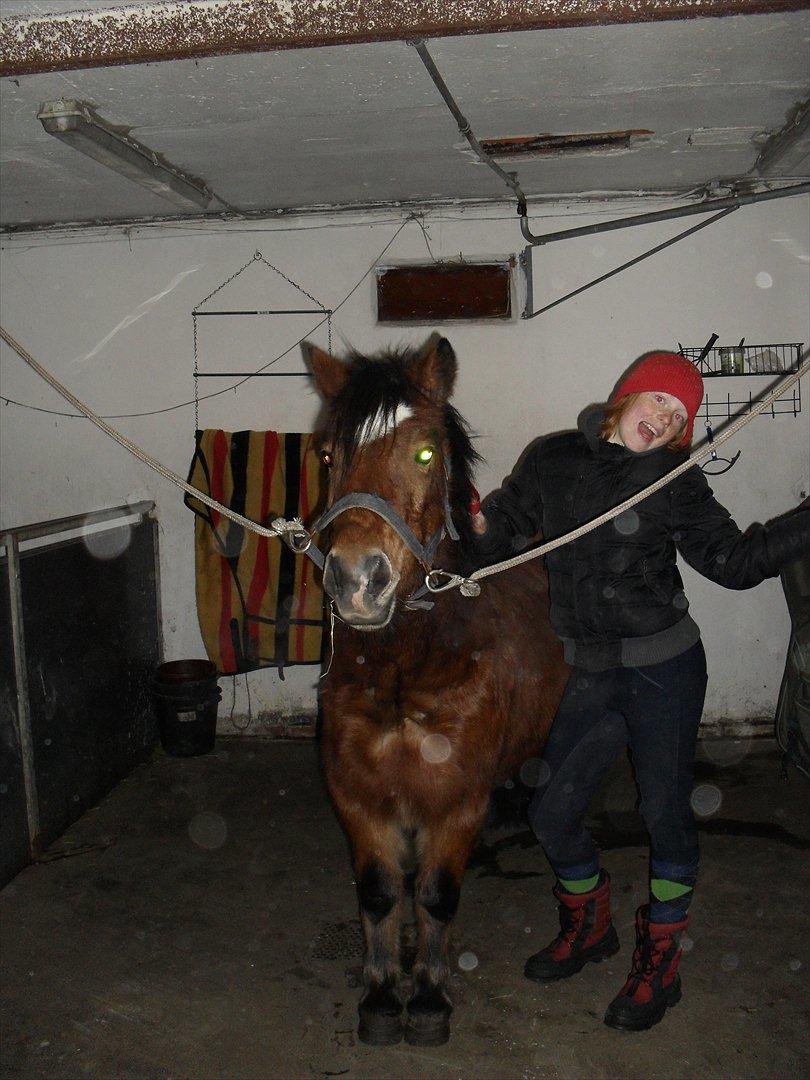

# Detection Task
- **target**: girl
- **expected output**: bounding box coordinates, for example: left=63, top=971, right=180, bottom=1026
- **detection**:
left=472, top=351, right=808, bottom=1031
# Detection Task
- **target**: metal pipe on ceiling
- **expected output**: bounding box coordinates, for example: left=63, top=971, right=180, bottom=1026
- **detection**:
left=409, top=38, right=528, bottom=207
left=411, top=38, right=810, bottom=246
left=520, top=182, right=810, bottom=246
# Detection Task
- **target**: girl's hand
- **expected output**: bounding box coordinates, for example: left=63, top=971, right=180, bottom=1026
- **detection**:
left=470, top=486, right=488, bottom=535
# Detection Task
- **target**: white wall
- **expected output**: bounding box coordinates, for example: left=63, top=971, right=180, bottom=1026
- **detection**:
left=1, top=197, right=808, bottom=731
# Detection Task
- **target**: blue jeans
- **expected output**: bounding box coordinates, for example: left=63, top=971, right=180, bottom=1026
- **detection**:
left=529, top=640, right=708, bottom=889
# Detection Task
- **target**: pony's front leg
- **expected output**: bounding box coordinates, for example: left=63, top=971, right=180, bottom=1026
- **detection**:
left=409, top=812, right=483, bottom=1046
left=343, top=813, right=406, bottom=1045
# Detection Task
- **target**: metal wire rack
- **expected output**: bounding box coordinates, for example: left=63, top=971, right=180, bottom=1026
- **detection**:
left=680, top=342, right=803, bottom=420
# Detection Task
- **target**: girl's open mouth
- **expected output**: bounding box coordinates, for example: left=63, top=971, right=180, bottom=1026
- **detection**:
left=638, top=420, right=660, bottom=443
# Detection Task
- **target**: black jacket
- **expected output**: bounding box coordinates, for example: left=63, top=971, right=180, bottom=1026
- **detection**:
left=476, top=410, right=809, bottom=670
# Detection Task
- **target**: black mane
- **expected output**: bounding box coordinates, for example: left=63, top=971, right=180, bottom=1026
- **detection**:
left=328, top=348, right=482, bottom=571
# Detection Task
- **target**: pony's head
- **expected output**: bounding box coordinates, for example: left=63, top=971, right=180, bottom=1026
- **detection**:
left=305, top=337, right=480, bottom=630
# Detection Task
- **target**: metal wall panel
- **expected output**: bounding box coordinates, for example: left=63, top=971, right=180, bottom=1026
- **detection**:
left=0, top=508, right=161, bottom=886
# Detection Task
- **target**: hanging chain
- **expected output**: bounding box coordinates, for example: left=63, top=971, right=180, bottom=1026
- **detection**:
left=192, top=253, right=259, bottom=313
left=191, top=251, right=331, bottom=428
left=253, top=252, right=328, bottom=312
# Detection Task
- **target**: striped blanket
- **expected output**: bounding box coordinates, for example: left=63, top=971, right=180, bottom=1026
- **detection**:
left=185, top=430, right=325, bottom=676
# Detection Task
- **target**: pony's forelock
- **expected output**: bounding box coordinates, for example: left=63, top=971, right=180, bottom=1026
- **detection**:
left=324, top=348, right=482, bottom=569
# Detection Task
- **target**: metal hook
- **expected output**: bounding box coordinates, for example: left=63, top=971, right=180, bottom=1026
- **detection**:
left=701, top=422, right=741, bottom=475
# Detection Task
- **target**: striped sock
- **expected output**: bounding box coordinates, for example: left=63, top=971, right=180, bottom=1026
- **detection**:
left=559, top=873, right=600, bottom=894
left=650, top=878, right=693, bottom=923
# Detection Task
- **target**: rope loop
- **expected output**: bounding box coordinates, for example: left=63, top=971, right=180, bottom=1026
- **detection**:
left=271, top=517, right=312, bottom=552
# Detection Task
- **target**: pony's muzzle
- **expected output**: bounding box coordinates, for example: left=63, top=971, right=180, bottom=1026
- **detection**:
left=323, top=549, right=399, bottom=628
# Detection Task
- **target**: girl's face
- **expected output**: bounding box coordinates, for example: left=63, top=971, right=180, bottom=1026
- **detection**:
left=612, top=391, right=688, bottom=453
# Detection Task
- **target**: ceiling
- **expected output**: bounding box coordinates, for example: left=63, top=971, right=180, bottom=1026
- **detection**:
left=1, top=1, right=809, bottom=231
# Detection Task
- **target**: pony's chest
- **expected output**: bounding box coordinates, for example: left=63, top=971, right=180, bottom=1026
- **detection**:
left=326, top=679, right=460, bottom=763
left=374, top=709, right=450, bottom=761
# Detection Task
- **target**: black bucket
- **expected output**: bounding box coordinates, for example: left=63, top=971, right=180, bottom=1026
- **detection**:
left=152, top=660, right=221, bottom=757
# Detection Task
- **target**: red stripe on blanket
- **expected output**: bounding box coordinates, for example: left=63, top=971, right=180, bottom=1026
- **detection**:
left=211, top=430, right=235, bottom=672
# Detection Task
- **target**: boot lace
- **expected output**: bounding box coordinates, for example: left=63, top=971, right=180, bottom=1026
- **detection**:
left=556, top=903, right=585, bottom=948
left=626, top=934, right=670, bottom=989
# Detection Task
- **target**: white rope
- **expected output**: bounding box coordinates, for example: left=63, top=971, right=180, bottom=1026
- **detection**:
left=2, top=323, right=807, bottom=597
left=0, top=323, right=290, bottom=541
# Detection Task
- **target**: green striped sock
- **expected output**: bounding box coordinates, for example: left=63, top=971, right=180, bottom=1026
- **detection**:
left=559, top=873, right=600, bottom=894
left=651, top=878, right=693, bottom=902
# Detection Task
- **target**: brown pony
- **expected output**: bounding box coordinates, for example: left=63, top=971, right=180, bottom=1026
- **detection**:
left=305, top=337, right=568, bottom=1047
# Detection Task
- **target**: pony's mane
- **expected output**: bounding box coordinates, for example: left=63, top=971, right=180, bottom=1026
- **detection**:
left=329, top=348, right=482, bottom=571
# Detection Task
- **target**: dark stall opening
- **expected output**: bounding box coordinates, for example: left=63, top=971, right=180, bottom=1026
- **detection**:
left=0, top=502, right=162, bottom=886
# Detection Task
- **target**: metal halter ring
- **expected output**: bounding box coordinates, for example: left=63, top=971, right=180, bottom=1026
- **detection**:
left=425, top=569, right=481, bottom=597
left=287, top=529, right=313, bottom=554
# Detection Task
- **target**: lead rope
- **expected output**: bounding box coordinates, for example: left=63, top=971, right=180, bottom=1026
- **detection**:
left=1, top=324, right=807, bottom=598
left=0, top=324, right=300, bottom=546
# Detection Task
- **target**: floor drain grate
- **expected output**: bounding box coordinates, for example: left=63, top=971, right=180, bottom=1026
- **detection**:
left=312, top=920, right=364, bottom=961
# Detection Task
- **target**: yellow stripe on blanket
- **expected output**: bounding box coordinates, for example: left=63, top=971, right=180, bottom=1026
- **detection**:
left=185, top=430, right=325, bottom=676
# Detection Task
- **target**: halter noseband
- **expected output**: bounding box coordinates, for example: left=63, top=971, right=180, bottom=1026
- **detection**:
left=275, top=483, right=460, bottom=610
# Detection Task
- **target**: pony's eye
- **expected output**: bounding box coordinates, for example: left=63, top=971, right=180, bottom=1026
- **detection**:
left=321, top=450, right=334, bottom=468
left=415, top=446, right=435, bottom=466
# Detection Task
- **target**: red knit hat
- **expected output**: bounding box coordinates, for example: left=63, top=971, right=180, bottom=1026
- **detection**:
left=611, top=351, right=704, bottom=448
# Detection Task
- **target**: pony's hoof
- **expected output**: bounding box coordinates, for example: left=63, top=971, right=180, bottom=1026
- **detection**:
left=405, top=991, right=452, bottom=1046
left=358, top=1009, right=403, bottom=1045
left=358, top=988, right=403, bottom=1045
left=404, top=1010, right=451, bottom=1046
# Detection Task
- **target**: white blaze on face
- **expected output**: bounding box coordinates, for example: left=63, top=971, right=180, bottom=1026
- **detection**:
left=357, top=404, right=414, bottom=445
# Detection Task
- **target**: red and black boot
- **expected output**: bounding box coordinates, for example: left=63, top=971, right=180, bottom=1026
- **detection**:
left=524, top=870, right=619, bottom=983
left=603, top=906, right=687, bottom=1031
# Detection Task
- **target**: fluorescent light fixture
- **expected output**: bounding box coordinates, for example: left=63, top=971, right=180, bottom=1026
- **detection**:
left=37, top=99, right=212, bottom=211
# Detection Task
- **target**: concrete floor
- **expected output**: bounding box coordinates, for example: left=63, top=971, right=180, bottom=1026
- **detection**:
left=1, top=737, right=808, bottom=1080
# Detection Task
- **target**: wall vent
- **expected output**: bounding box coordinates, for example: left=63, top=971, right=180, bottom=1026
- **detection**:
left=376, top=262, right=512, bottom=323
left=481, top=129, right=652, bottom=159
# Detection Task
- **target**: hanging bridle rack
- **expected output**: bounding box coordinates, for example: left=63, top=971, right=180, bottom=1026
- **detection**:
left=192, top=250, right=332, bottom=428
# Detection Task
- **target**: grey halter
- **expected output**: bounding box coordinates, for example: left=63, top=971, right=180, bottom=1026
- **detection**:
left=279, top=484, right=460, bottom=610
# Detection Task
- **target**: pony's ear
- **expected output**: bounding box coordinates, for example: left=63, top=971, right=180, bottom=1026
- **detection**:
left=303, top=343, right=348, bottom=401
left=410, top=337, right=457, bottom=402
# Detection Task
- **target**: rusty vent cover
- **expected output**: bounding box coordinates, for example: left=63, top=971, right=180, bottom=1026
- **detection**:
left=481, top=129, right=653, bottom=158
left=377, top=262, right=512, bottom=323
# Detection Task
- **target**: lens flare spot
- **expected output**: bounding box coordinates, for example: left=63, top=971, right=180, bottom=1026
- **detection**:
left=721, top=952, right=739, bottom=972
left=458, top=951, right=479, bottom=971
left=755, top=271, right=773, bottom=289
left=690, top=783, right=722, bottom=817
left=82, top=522, right=132, bottom=561
left=421, top=732, right=452, bottom=764
left=188, top=811, right=227, bottom=850
left=520, top=757, right=551, bottom=788
left=702, top=738, right=751, bottom=767
left=614, top=510, right=640, bottom=536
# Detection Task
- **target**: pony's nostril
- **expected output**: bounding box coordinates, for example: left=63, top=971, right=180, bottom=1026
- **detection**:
left=323, top=554, right=345, bottom=599
left=364, top=553, right=392, bottom=599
